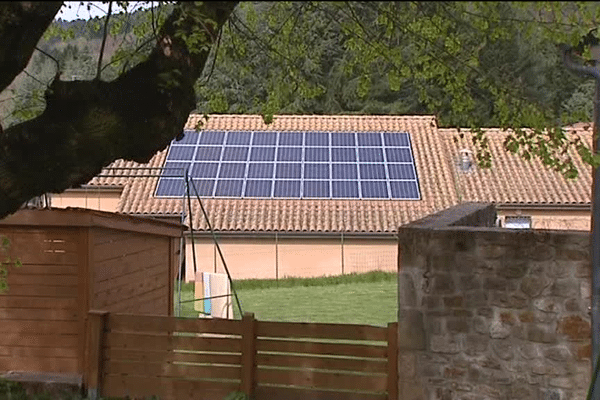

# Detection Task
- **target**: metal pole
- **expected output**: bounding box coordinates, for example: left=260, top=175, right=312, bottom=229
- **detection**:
left=561, top=44, right=600, bottom=398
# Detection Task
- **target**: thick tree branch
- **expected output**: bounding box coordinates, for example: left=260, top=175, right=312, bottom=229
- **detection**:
left=0, top=1, right=239, bottom=218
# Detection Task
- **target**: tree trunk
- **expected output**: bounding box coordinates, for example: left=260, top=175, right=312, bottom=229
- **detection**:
left=0, top=1, right=239, bottom=219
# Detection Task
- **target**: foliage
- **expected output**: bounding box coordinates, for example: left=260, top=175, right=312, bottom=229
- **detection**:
left=0, top=236, right=21, bottom=294
left=0, top=377, right=84, bottom=400
left=223, top=392, right=249, bottom=400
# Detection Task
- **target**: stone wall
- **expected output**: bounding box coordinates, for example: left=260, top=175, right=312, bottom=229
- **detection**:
left=397, top=203, right=592, bottom=400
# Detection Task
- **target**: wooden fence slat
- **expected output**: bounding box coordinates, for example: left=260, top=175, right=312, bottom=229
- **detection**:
left=0, top=297, right=78, bottom=309
left=0, top=355, right=78, bottom=374
left=257, top=338, right=387, bottom=359
left=0, top=308, right=78, bottom=321
left=5, top=274, right=78, bottom=286
left=6, top=264, right=78, bottom=275
left=104, top=332, right=242, bottom=353
left=241, top=313, right=257, bottom=397
left=256, top=353, right=387, bottom=374
left=104, top=359, right=241, bottom=380
left=255, top=385, right=387, bottom=400
left=256, top=321, right=387, bottom=342
left=0, top=333, right=78, bottom=348
left=387, top=322, right=398, bottom=400
left=105, top=348, right=241, bottom=366
left=0, top=345, right=79, bottom=359
left=256, top=367, right=388, bottom=392
left=85, top=310, right=108, bottom=400
left=107, top=313, right=243, bottom=335
left=0, top=320, right=79, bottom=335
left=0, top=284, right=79, bottom=298
left=102, top=375, right=239, bottom=400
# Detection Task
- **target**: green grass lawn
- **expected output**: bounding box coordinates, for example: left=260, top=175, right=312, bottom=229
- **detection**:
left=175, top=271, right=397, bottom=326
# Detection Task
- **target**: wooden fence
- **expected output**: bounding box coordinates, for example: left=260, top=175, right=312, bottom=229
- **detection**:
left=85, top=310, right=398, bottom=400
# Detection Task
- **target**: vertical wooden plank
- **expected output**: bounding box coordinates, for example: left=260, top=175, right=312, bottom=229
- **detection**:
left=240, top=313, right=256, bottom=398
left=168, top=237, right=176, bottom=317
left=387, top=322, right=398, bottom=400
left=78, top=227, right=92, bottom=375
left=86, top=310, right=108, bottom=400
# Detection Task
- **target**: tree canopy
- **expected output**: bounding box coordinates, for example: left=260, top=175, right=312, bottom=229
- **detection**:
left=0, top=1, right=599, bottom=219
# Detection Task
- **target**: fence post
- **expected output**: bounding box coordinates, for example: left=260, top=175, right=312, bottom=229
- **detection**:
left=387, top=322, right=399, bottom=400
left=86, top=310, right=109, bottom=400
left=241, top=312, right=256, bottom=398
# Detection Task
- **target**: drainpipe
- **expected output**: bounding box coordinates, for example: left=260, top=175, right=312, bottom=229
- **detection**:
left=561, top=43, right=600, bottom=398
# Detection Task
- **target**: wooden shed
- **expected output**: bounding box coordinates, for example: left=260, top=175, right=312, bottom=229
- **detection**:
left=0, top=207, right=182, bottom=377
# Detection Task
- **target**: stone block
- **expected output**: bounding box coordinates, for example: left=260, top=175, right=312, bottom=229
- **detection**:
left=432, top=273, right=455, bottom=294
left=509, top=293, right=528, bottom=309
left=546, top=260, right=571, bottom=278
left=528, top=243, right=556, bottom=261
left=527, top=324, right=558, bottom=343
left=549, top=377, right=573, bottom=389
left=399, top=382, right=426, bottom=400
left=465, top=291, right=488, bottom=308
left=519, top=311, right=534, bottom=323
left=478, top=244, right=507, bottom=259
left=427, top=318, right=443, bottom=335
left=422, top=295, right=441, bottom=310
left=398, top=310, right=426, bottom=349
left=459, top=274, right=481, bottom=291
left=446, top=317, right=470, bottom=334
left=550, top=279, right=580, bottom=298
left=517, top=343, right=540, bottom=359
left=430, top=253, right=457, bottom=271
left=521, top=275, right=548, bottom=297
left=484, top=277, right=509, bottom=291
left=575, top=260, right=591, bottom=278
left=430, top=335, right=462, bottom=354
left=576, top=343, right=591, bottom=360
left=490, top=340, right=514, bottom=360
left=398, top=352, right=417, bottom=378
left=477, top=307, right=493, bottom=317
left=556, top=247, right=589, bottom=261
left=398, top=273, right=417, bottom=307
left=539, top=388, right=564, bottom=400
left=489, top=320, right=511, bottom=339
left=557, top=315, right=591, bottom=341
left=543, top=345, right=571, bottom=362
left=564, top=298, right=581, bottom=312
left=464, top=334, right=489, bottom=356
left=444, top=366, right=467, bottom=379
left=533, top=298, right=558, bottom=313
left=499, top=311, right=516, bottom=325
left=473, top=317, right=489, bottom=335
left=443, top=295, right=464, bottom=308
left=497, top=259, right=529, bottom=279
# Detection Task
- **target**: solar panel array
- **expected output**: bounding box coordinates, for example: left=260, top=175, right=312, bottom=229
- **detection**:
left=155, top=130, right=421, bottom=199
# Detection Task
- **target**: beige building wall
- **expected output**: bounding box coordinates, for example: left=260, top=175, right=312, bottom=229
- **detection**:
left=498, top=208, right=590, bottom=231
left=184, top=235, right=397, bottom=282
left=51, top=189, right=122, bottom=213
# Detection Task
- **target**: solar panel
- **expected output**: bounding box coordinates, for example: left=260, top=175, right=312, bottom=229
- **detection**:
left=199, top=131, right=225, bottom=145
left=274, top=180, right=301, bottom=197
left=156, top=130, right=420, bottom=200
left=169, top=146, right=195, bottom=161
left=244, top=180, right=272, bottom=197
left=303, top=180, right=329, bottom=198
left=176, top=130, right=200, bottom=144
left=250, top=147, right=275, bottom=161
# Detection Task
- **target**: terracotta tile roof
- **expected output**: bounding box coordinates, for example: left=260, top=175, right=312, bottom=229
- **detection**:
left=440, top=127, right=592, bottom=206
left=90, top=114, right=458, bottom=233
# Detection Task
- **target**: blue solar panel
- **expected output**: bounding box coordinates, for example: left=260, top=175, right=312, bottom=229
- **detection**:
left=306, top=132, right=329, bottom=146
left=277, top=147, right=303, bottom=162
left=252, top=132, right=277, bottom=146
left=215, top=180, right=243, bottom=197
left=176, top=130, right=200, bottom=144
left=303, top=180, right=329, bottom=198
left=157, top=130, right=419, bottom=200
left=332, top=148, right=356, bottom=162
left=357, top=132, right=382, bottom=146
left=195, top=146, right=222, bottom=161
left=169, top=146, right=195, bottom=160
left=304, top=163, right=329, bottom=179
left=250, top=147, right=275, bottom=161
left=190, top=162, right=218, bottom=178
left=384, top=132, right=410, bottom=147
left=162, top=162, right=190, bottom=177
left=191, top=179, right=215, bottom=196
left=332, top=181, right=359, bottom=198
left=226, top=131, right=252, bottom=145
left=155, top=178, right=185, bottom=196
left=388, top=164, right=416, bottom=179
left=361, top=181, right=388, bottom=198
left=218, top=163, right=246, bottom=178
left=332, top=163, right=357, bottom=179
left=244, top=180, right=272, bottom=197
left=359, top=164, right=386, bottom=179
left=386, top=148, right=412, bottom=162
left=331, top=132, right=355, bottom=146
left=274, top=180, right=301, bottom=197
left=199, top=131, right=225, bottom=145
left=222, top=147, right=248, bottom=161
left=276, top=163, right=302, bottom=179
left=358, top=148, right=384, bottom=162
left=305, top=148, right=329, bottom=162
left=279, top=132, right=303, bottom=146
left=390, top=180, right=419, bottom=199
left=247, top=163, right=274, bottom=179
